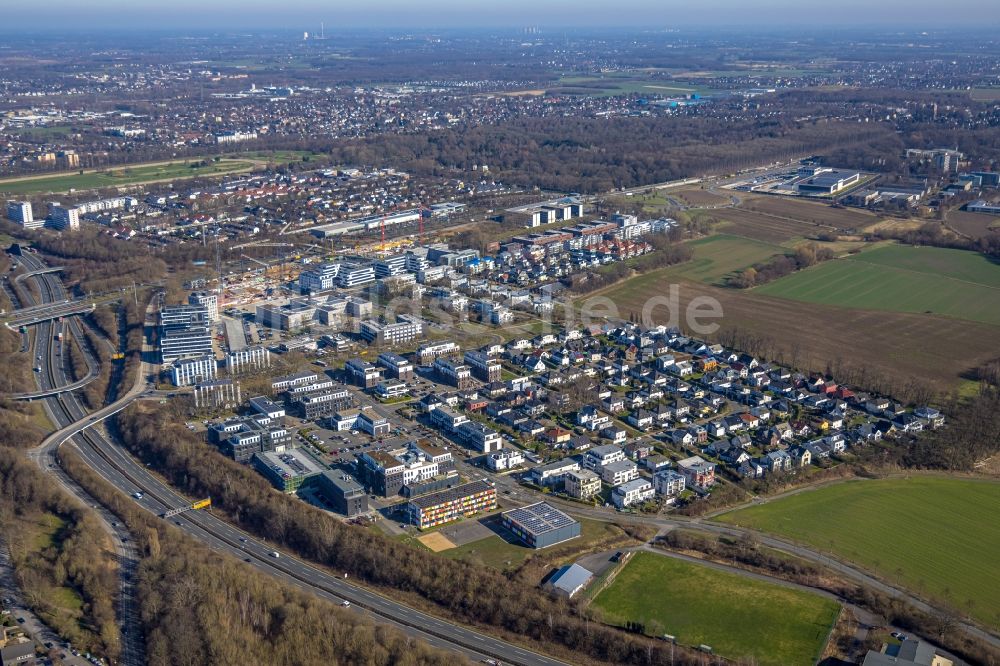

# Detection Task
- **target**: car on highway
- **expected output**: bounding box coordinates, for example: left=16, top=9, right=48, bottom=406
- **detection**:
left=132, top=492, right=143, bottom=499
left=270, top=551, right=280, bottom=558
left=341, top=600, right=350, bottom=608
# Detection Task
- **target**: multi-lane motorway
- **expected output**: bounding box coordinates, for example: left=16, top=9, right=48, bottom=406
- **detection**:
left=14, top=249, right=566, bottom=666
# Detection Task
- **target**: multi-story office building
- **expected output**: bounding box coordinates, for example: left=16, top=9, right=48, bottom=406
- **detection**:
left=293, top=388, right=353, bottom=420
left=253, top=449, right=323, bottom=493
left=502, top=502, right=580, bottom=548
left=359, top=447, right=442, bottom=497
left=337, top=262, right=376, bottom=288
left=416, top=341, right=460, bottom=365
left=374, top=379, right=409, bottom=399
left=434, top=357, right=473, bottom=389
left=248, top=396, right=286, bottom=419
left=345, top=358, right=382, bottom=388
left=188, top=291, right=219, bottom=322
left=170, top=354, right=217, bottom=387
left=317, top=471, right=368, bottom=517
left=405, top=480, right=497, bottom=529
left=377, top=352, right=414, bottom=380
left=226, top=346, right=271, bottom=374
left=271, top=370, right=320, bottom=392
left=374, top=254, right=407, bottom=278
left=359, top=317, right=423, bottom=345
left=464, top=350, right=502, bottom=383
left=299, top=262, right=341, bottom=293
left=158, top=305, right=213, bottom=364
left=6, top=201, right=40, bottom=229
left=209, top=415, right=291, bottom=464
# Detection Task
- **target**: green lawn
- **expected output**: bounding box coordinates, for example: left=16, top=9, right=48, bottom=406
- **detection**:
left=598, top=234, right=784, bottom=293
left=715, top=476, right=1000, bottom=629
left=0, top=159, right=256, bottom=194
left=593, top=551, right=839, bottom=666
left=755, top=244, right=1000, bottom=325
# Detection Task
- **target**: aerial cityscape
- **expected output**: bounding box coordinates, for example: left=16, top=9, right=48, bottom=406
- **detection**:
left=0, top=3, right=999, bottom=666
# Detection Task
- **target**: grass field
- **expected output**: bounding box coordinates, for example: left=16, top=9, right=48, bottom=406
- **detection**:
left=755, top=244, right=1000, bottom=325
left=592, top=551, right=839, bottom=665
left=672, top=187, right=730, bottom=207
left=715, top=476, right=1000, bottom=629
left=649, top=234, right=784, bottom=285
left=0, top=159, right=257, bottom=194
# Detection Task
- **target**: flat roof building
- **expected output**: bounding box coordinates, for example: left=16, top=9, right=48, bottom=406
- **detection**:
left=317, top=471, right=369, bottom=518
left=501, top=501, right=580, bottom=548
left=253, top=449, right=324, bottom=493
left=406, top=479, right=497, bottom=529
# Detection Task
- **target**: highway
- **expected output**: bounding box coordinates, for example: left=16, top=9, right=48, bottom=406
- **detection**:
left=15, top=249, right=147, bottom=666
left=15, top=250, right=567, bottom=666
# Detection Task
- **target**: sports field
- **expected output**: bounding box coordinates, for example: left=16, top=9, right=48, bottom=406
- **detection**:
left=0, top=159, right=256, bottom=194
left=715, top=476, right=1000, bottom=629
left=755, top=244, right=1000, bottom=325
left=592, top=551, right=839, bottom=665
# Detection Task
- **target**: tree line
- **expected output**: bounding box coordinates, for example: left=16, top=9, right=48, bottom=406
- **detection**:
left=728, top=243, right=835, bottom=289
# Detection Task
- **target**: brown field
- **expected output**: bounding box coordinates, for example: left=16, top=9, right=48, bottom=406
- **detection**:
left=596, top=276, right=1000, bottom=391
left=673, top=187, right=731, bottom=207
left=946, top=209, right=1000, bottom=239
left=417, top=532, right=456, bottom=552
left=700, top=207, right=825, bottom=244
left=739, top=196, right=884, bottom=231
left=859, top=218, right=925, bottom=235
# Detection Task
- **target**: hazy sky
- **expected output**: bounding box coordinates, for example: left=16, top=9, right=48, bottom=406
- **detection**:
left=4, top=0, right=1000, bottom=31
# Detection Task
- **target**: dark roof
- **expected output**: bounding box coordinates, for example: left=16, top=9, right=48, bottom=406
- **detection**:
left=407, top=480, right=494, bottom=510
left=502, top=501, right=578, bottom=537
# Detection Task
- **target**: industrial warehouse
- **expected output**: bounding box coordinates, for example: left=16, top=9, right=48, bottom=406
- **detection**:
left=501, top=501, right=581, bottom=549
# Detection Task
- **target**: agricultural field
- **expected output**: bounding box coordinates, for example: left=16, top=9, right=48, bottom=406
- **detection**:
left=715, top=476, right=1000, bottom=629
left=672, top=187, right=731, bottom=207
left=702, top=207, right=827, bottom=244
left=0, top=158, right=257, bottom=194
left=946, top=209, right=1000, bottom=239
left=648, top=234, right=784, bottom=285
left=755, top=244, right=1000, bottom=326
left=549, top=73, right=711, bottom=97
left=739, top=196, right=884, bottom=232
left=592, top=551, right=839, bottom=666
left=592, top=259, right=1000, bottom=390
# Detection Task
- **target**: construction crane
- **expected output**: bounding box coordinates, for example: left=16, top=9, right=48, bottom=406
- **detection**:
left=380, top=213, right=387, bottom=252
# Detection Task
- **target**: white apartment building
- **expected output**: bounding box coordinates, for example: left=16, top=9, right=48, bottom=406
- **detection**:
left=486, top=447, right=525, bottom=471
left=600, top=459, right=639, bottom=486
left=47, top=205, right=80, bottom=230
left=6, top=201, right=41, bottom=229
left=612, top=478, right=655, bottom=509
left=564, top=469, right=601, bottom=499
left=653, top=469, right=686, bottom=497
